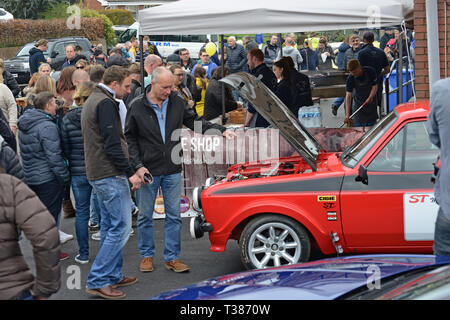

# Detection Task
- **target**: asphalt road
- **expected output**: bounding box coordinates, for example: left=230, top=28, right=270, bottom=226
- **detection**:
left=19, top=98, right=343, bottom=301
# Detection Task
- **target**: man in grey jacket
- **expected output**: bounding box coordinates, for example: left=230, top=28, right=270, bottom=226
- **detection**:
left=225, top=36, right=248, bottom=73
left=277, top=35, right=303, bottom=71
left=426, top=77, right=450, bottom=257
left=0, top=173, right=61, bottom=300
left=263, top=35, right=280, bottom=69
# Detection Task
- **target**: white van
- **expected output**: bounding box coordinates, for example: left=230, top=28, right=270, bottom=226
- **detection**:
left=119, top=22, right=218, bottom=59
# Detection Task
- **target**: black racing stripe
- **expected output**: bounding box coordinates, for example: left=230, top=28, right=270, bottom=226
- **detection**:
left=342, top=173, right=433, bottom=191
left=212, top=177, right=343, bottom=195
left=212, top=173, right=433, bottom=195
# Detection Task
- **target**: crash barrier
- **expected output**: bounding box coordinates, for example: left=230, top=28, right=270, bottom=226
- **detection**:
left=157, top=127, right=364, bottom=219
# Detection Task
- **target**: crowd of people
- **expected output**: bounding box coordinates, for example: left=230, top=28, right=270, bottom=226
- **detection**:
left=0, top=29, right=413, bottom=300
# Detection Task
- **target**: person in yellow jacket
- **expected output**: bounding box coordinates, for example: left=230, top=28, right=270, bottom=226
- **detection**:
left=193, top=67, right=209, bottom=117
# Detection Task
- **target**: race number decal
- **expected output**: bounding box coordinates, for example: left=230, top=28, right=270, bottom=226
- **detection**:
left=403, top=193, right=439, bottom=241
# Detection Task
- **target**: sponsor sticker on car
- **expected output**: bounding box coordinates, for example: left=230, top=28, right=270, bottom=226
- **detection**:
left=403, top=193, right=439, bottom=241
left=318, top=195, right=337, bottom=202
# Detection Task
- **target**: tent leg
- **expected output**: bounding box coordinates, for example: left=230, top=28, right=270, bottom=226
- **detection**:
left=139, top=35, right=145, bottom=90
left=221, top=34, right=227, bottom=125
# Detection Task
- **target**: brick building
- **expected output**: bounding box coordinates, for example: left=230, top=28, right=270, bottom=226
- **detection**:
left=414, top=0, right=450, bottom=99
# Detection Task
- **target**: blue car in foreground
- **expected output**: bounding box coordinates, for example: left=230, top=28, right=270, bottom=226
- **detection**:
left=151, top=255, right=450, bottom=300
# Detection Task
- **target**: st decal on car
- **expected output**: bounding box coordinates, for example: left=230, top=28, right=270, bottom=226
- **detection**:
left=403, top=193, right=439, bottom=241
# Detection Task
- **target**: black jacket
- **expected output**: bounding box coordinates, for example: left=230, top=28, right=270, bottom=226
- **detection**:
left=125, top=87, right=226, bottom=176
left=29, top=47, right=47, bottom=75
left=0, top=109, right=15, bottom=153
left=0, top=135, right=25, bottom=181
left=124, top=79, right=142, bottom=109
left=204, top=79, right=238, bottom=121
left=61, top=107, right=86, bottom=176
left=2, top=71, right=20, bottom=98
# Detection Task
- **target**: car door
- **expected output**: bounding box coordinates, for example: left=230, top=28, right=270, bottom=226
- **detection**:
left=340, top=119, right=438, bottom=251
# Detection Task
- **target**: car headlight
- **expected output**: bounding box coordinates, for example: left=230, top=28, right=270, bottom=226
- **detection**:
left=192, top=186, right=204, bottom=211
left=23, top=62, right=29, bottom=69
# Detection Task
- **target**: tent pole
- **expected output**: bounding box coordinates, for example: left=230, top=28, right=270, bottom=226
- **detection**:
left=221, top=34, right=227, bottom=125
left=139, top=35, right=145, bottom=90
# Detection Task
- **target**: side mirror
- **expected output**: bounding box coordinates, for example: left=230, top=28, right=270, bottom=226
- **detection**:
left=50, top=51, right=58, bottom=59
left=355, top=164, right=368, bottom=185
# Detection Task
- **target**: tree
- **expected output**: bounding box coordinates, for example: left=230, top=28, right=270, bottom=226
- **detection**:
left=2, top=0, right=60, bottom=20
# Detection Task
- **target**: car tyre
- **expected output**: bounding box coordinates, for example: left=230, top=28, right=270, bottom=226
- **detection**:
left=239, top=214, right=310, bottom=270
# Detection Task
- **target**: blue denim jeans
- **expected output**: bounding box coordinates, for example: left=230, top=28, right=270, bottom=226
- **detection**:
left=434, top=208, right=450, bottom=257
left=86, top=175, right=132, bottom=289
left=89, top=189, right=101, bottom=226
left=333, top=97, right=345, bottom=109
left=90, top=184, right=136, bottom=226
left=136, top=172, right=182, bottom=262
left=71, top=175, right=92, bottom=260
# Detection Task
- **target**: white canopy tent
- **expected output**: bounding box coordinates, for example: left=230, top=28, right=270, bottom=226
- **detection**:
left=138, top=0, right=414, bottom=35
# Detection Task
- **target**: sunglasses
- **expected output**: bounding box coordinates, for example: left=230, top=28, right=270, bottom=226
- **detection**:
left=76, top=66, right=85, bottom=69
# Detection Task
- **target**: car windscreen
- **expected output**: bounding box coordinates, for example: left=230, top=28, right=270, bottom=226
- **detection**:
left=340, top=111, right=398, bottom=168
left=16, top=43, right=49, bottom=57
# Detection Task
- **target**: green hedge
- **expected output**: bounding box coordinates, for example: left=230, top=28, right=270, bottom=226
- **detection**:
left=0, top=18, right=104, bottom=48
left=102, top=9, right=135, bottom=26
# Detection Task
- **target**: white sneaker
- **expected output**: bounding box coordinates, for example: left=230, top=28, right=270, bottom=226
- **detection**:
left=91, top=231, right=101, bottom=241
left=59, top=230, right=74, bottom=244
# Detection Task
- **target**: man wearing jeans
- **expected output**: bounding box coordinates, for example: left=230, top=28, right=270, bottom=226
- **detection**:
left=125, top=67, right=236, bottom=273
left=81, top=66, right=143, bottom=299
left=426, top=77, right=450, bottom=258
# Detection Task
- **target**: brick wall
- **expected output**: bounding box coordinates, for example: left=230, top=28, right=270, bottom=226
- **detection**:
left=414, top=0, right=450, bottom=99
left=83, top=0, right=104, bottom=11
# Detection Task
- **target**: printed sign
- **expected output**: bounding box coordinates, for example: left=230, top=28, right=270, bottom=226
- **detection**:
left=152, top=195, right=197, bottom=219
left=403, top=193, right=439, bottom=241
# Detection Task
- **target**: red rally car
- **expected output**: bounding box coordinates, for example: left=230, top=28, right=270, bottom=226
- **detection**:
left=190, top=73, right=439, bottom=270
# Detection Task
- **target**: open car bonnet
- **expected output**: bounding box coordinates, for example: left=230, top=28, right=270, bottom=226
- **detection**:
left=220, top=72, right=322, bottom=170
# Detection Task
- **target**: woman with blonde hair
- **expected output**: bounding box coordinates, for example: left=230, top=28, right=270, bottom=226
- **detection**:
left=61, top=81, right=95, bottom=264
left=300, top=39, right=318, bottom=71
left=75, top=59, right=88, bottom=70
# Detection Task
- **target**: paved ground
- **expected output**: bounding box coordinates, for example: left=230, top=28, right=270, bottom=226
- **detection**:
left=19, top=98, right=345, bottom=300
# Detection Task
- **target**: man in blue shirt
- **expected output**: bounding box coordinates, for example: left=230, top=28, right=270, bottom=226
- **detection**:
left=125, top=67, right=236, bottom=274
left=191, top=48, right=218, bottom=80
left=357, top=32, right=390, bottom=112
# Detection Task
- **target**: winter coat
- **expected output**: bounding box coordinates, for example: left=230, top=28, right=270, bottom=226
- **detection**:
left=300, top=48, right=318, bottom=71
left=61, top=107, right=86, bottom=176
left=0, top=173, right=60, bottom=300
left=28, top=47, right=47, bottom=75
left=277, top=46, right=303, bottom=71
left=343, top=46, right=362, bottom=71
left=316, top=45, right=335, bottom=71
left=0, top=135, right=24, bottom=181
left=263, top=41, right=280, bottom=69
left=2, top=70, right=20, bottom=98
left=204, top=79, right=239, bottom=121
left=17, top=108, right=70, bottom=186
left=337, top=42, right=351, bottom=70
left=225, top=44, right=247, bottom=73
left=0, top=83, right=17, bottom=128
left=0, top=108, right=15, bottom=152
